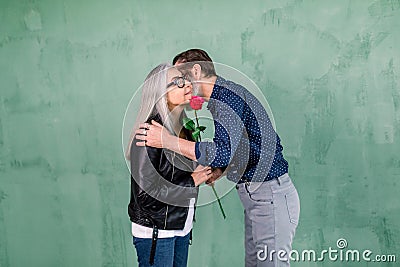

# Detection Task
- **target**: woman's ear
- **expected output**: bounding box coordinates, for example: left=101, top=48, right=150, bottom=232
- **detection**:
left=192, top=64, right=202, bottom=80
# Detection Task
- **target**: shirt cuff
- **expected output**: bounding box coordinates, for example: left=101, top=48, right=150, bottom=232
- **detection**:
left=195, top=142, right=201, bottom=160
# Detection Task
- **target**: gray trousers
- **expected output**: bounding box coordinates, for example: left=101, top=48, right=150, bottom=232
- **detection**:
left=236, top=173, right=300, bottom=267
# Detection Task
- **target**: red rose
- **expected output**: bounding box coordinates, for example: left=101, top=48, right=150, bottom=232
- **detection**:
left=190, top=96, right=205, bottom=110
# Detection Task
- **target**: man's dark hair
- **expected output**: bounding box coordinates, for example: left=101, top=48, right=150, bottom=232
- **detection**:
left=172, top=49, right=217, bottom=77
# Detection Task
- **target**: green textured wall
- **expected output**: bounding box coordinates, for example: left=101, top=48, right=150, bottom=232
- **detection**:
left=1, top=0, right=399, bottom=266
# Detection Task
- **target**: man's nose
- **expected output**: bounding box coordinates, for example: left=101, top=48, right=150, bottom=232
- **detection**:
left=185, top=81, right=192, bottom=88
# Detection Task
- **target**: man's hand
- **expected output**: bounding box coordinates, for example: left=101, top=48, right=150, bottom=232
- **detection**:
left=206, top=167, right=224, bottom=186
left=135, top=120, right=173, bottom=148
left=191, top=165, right=213, bottom=186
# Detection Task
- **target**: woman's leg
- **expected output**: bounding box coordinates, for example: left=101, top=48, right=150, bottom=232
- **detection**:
left=133, top=236, right=175, bottom=267
left=173, top=233, right=191, bottom=267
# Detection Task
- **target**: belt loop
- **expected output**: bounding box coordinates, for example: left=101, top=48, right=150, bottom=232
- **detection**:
left=277, top=176, right=281, bottom=186
left=244, top=181, right=250, bottom=192
left=245, top=181, right=250, bottom=192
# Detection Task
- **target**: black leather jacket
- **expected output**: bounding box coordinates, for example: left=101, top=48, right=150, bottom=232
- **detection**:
left=128, top=114, right=198, bottom=230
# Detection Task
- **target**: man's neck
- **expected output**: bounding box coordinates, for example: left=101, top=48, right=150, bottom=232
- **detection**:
left=198, top=75, right=217, bottom=101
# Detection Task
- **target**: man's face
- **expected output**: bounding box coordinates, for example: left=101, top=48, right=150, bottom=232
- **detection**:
left=174, top=62, right=202, bottom=96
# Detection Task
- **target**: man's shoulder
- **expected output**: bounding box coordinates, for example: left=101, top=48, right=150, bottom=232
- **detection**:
left=213, top=77, right=250, bottom=108
left=216, top=76, right=250, bottom=99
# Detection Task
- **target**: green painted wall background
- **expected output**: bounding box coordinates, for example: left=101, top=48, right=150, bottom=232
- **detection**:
left=1, top=0, right=399, bottom=266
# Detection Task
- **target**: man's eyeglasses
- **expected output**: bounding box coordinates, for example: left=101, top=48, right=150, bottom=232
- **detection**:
left=166, top=76, right=190, bottom=89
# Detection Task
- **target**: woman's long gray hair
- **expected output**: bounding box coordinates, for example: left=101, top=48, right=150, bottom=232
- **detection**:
left=125, top=63, right=175, bottom=159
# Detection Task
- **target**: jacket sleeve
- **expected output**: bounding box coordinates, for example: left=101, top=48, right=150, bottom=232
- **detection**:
left=130, top=140, right=198, bottom=207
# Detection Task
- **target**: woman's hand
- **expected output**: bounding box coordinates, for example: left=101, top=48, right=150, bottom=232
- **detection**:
left=191, top=165, right=212, bottom=186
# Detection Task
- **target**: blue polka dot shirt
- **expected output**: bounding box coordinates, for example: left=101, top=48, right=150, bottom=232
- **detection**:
left=194, top=76, right=288, bottom=183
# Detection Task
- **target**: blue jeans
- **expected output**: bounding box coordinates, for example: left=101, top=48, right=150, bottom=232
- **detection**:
left=133, top=233, right=190, bottom=267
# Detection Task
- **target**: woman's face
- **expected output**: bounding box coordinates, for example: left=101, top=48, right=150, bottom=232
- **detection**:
left=166, top=68, right=192, bottom=109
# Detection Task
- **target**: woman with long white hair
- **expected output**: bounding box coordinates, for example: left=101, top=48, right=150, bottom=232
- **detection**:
left=127, top=63, right=212, bottom=267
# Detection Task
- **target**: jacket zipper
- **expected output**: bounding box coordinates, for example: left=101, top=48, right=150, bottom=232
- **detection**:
left=164, top=206, right=169, bottom=229
left=164, top=152, right=175, bottom=229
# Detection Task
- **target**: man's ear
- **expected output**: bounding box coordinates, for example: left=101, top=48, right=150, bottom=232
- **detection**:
left=192, top=64, right=202, bottom=80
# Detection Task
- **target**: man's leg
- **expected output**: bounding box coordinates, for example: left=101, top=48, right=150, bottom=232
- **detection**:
left=248, top=187, right=276, bottom=267
left=238, top=174, right=300, bottom=267
left=238, top=184, right=275, bottom=267
left=272, top=176, right=299, bottom=266
left=244, top=209, right=257, bottom=266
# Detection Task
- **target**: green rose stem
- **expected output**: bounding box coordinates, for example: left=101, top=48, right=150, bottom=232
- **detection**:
left=211, top=182, right=226, bottom=219
left=192, top=110, right=226, bottom=220
left=194, top=110, right=201, bottom=141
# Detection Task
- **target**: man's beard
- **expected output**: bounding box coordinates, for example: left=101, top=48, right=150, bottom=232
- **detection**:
left=192, top=82, right=201, bottom=96
left=178, top=69, right=202, bottom=95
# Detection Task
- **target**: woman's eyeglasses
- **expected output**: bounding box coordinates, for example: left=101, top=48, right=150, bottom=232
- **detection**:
left=166, top=75, right=190, bottom=89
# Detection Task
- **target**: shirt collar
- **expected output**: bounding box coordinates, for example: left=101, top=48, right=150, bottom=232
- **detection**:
left=206, top=75, right=225, bottom=110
